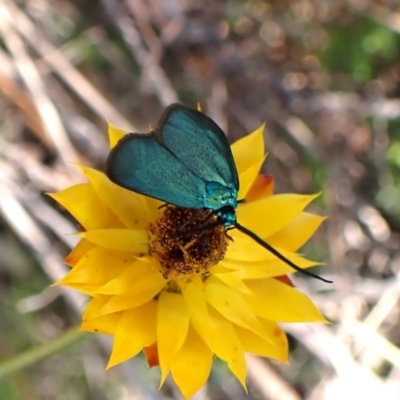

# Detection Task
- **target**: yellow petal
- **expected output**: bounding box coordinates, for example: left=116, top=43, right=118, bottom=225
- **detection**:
left=157, top=292, right=190, bottom=385
left=55, top=247, right=133, bottom=292
left=96, top=258, right=165, bottom=295
left=189, top=275, right=205, bottom=290
left=64, top=239, right=94, bottom=267
left=107, top=300, right=157, bottom=368
left=79, top=166, right=150, bottom=230
left=171, top=326, right=213, bottom=400
left=268, top=212, right=326, bottom=252
left=225, top=234, right=274, bottom=262
left=237, top=193, right=319, bottom=239
left=108, top=122, right=127, bottom=148
left=208, top=308, right=247, bottom=389
left=99, top=284, right=165, bottom=314
left=238, top=156, right=266, bottom=199
left=235, top=321, right=288, bottom=362
left=182, top=283, right=211, bottom=347
left=80, top=312, right=122, bottom=334
left=81, top=296, right=122, bottom=334
left=245, top=279, right=327, bottom=322
left=231, top=124, right=265, bottom=176
left=82, top=295, right=109, bottom=320
left=144, top=197, right=163, bottom=222
left=221, top=255, right=318, bottom=280
left=209, top=265, right=231, bottom=274
left=77, top=229, right=148, bottom=253
left=204, top=276, right=268, bottom=339
left=213, top=272, right=253, bottom=294
left=49, top=184, right=123, bottom=230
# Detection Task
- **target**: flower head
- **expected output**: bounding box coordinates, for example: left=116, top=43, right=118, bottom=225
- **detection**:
left=50, top=121, right=326, bottom=399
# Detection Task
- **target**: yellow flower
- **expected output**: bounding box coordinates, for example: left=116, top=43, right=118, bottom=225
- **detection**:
left=50, top=122, right=326, bottom=399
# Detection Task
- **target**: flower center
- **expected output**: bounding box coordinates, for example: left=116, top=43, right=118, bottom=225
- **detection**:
left=149, top=205, right=228, bottom=281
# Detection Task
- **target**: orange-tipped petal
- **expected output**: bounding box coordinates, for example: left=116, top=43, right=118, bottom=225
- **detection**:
left=275, top=275, right=294, bottom=287
left=64, top=239, right=94, bottom=267
left=144, top=343, right=159, bottom=367
left=246, top=174, right=274, bottom=202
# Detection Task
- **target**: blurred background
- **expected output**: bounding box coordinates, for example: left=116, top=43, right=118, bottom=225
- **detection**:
left=0, top=0, right=400, bottom=399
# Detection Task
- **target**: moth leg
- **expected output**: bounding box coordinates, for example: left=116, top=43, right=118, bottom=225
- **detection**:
left=225, top=227, right=235, bottom=241
left=175, top=209, right=214, bottom=236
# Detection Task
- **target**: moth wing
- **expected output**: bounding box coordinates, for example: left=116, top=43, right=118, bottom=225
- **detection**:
left=155, top=104, right=239, bottom=190
left=105, top=133, right=206, bottom=208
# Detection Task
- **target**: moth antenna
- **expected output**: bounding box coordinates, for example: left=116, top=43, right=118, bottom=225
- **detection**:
left=235, top=222, right=332, bottom=283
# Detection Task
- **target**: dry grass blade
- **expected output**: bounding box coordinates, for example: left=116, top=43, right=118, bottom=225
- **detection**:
left=5, top=0, right=135, bottom=131
left=100, top=0, right=178, bottom=106
left=283, top=323, right=388, bottom=396
left=0, top=167, right=83, bottom=310
left=0, top=67, right=51, bottom=149
left=246, top=354, right=301, bottom=400
left=0, top=1, right=79, bottom=176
